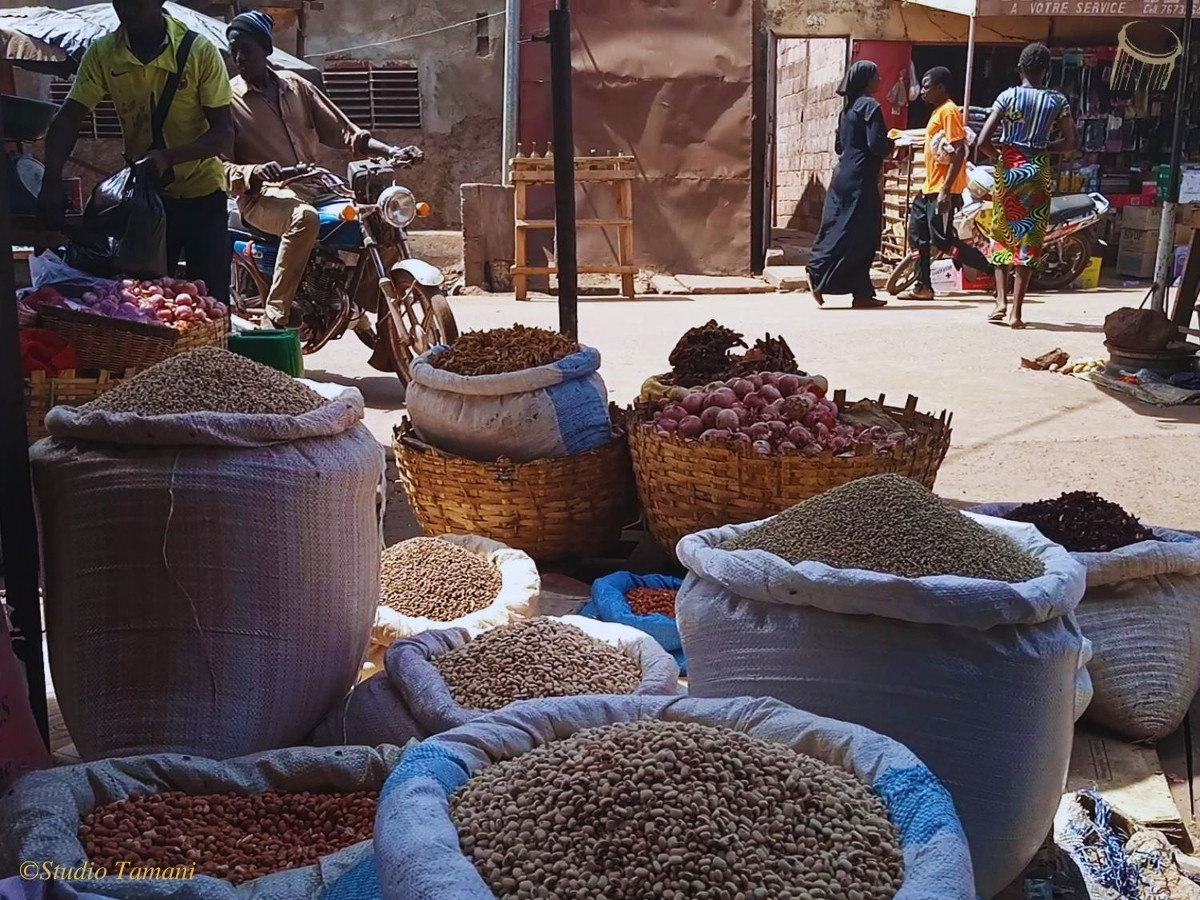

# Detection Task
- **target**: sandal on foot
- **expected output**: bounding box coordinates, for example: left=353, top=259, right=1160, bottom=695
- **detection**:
left=987, top=310, right=1006, bottom=323
left=851, top=296, right=888, bottom=309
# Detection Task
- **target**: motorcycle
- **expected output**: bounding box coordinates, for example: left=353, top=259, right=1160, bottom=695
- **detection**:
left=228, top=149, right=457, bottom=385
left=886, top=163, right=1110, bottom=296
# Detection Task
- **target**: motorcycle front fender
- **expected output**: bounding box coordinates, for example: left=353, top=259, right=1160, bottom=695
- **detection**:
left=391, top=257, right=445, bottom=288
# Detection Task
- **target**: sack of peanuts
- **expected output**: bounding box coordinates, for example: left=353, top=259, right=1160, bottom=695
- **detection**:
left=579, top=571, right=685, bottom=672
left=29, top=349, right=386, bottom=761
left=406, top=339, right=612, bottom=463
left=974, top=500, right=1200, bottom=742
left=352, top=694, right=975, bottom=899
left=674, top=476, right=1089, bottom=899
left=364, top=535, right=539, bottom=675
left=0, top=744, right=402, bottom=899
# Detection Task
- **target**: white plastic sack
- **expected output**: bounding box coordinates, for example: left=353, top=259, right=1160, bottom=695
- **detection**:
left=974, top=502, right=1200, bottom=742
left=0, top=745, right=402, bottom=899
left=405, top=345, right=612, bottom=462
left=31, top=388, right=385, bottom=761
left=676, top=513, right=1088, bottom=900
left=361, top=695, right=975, bottom=899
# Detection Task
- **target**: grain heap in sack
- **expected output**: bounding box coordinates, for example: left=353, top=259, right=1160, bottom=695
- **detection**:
left=363, top=695, right=975, bottom=900
left=975, top=493, right=1200, bottom=742
left=406, top=325, right=613, bottom=463
left=30, top=348, right=385, bottom=761
left=678, top=474, right=1088, bottom=898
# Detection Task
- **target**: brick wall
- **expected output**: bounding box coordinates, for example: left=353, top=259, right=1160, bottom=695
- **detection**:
left=774, top=37, right=847, bottom=233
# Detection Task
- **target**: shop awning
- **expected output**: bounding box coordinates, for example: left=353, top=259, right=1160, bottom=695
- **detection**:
left=900, top=0, right=1187, bottom=16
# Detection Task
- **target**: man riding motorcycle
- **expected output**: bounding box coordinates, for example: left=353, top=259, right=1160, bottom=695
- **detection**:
left=223, top=11, right=416, bottom=331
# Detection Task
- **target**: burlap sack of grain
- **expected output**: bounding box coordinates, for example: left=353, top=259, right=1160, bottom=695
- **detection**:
left=308, top=673, right=428, bottom=749
left=975, top=502, right=1200, bottom=742
left=30, top=388, right=385, bottom=761
left=0, top=745, right=401, bottom=899
left=405, top=346, right=612, bottom=463
left=675, top=513, right=1088, bottom=899
left=342, top=695, right=975, bottom=900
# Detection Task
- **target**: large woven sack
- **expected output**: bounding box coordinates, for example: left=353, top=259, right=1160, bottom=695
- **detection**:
left=405, top=345, right=611, bottom=463
left=0, top=878, right=114, bottom=899
left=0, top=745, right=402, bottom=899
left=354, top=694, right=975, bottom=899
left=578, top=571, right=685, bottom=672
left=974, top=502, right=1200, bottom=742
left=309, top=674, right=428, bottom=749
left=676, top=513, right=1088, bottom=899
left=30, top=387, right=385, bottom=761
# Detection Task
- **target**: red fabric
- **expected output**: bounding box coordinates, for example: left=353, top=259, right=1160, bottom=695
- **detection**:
left=20, top=329, right=79, bottom=376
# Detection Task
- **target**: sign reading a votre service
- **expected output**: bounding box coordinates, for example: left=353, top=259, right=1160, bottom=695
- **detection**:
left=977, top=0, right=1186, bottom=15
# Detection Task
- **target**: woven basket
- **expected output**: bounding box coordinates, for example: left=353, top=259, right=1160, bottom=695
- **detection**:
left=393, top=418, right=637, bottom=562
left=37, top=306, right=227, bottom=371
left=628, top=392, right=953, bottom=555
left=24, top=368, right=134, bottom=443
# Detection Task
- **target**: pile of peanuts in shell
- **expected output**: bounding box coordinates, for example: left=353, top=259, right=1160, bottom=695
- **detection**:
left=380, top=537, right=503, bottom=620
left=451, top=719, right=904, bottom=900
left=626, top=587, right=678, bottom=618
left=433, top=617, right=642, bottom=711
left=79, top=790, right=377, bottom=884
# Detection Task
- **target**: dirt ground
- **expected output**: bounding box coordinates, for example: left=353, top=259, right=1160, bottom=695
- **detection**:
left=308, top=282, right=1200, bottom=531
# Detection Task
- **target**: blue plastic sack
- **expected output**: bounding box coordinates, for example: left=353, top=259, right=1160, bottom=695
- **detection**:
left=579, top=572, right=685, bottom=672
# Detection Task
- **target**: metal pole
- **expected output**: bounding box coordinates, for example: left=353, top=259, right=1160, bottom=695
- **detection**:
left=1152, top=0, right=1194, bottom=311
left=549, top=0, right=577, bottom=341
left=963, top=15, right=977, bottom=118
left=0, top=113, right=49, bottom=747
left=501, top=0, right=521, bottom=185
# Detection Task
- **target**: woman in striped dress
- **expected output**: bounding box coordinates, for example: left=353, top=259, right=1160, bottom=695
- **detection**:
left=978, top=43, right=1077, bottom=329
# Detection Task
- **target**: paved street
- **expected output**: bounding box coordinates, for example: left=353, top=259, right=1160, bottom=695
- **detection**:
left=308, top=284, right=1200, bottom=530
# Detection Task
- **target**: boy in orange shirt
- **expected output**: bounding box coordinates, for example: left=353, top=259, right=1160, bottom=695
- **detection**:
left=899, top=67, right=993, bottom=300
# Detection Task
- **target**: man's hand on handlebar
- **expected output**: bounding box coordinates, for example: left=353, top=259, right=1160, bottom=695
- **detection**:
left=249, top=161, right=284, bottom=191
left=389, top=144, right=424, bottom=165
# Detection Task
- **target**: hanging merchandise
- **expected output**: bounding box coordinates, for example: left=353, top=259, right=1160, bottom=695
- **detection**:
left=886, top=60, right=919, bottom=116
left=1110, top=21, right=1182, bottom=92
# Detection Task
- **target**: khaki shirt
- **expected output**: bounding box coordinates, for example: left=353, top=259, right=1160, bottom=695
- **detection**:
left=224, top=69, right=371, bottom=196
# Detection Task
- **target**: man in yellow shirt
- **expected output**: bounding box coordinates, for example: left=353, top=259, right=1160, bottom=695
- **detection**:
left=898, top=67, right=993, bottom=301
left=38, top=0, right=234, bottom=302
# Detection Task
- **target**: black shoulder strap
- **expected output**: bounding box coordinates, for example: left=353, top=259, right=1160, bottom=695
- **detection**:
left=150, top=30, right=199, bottom=150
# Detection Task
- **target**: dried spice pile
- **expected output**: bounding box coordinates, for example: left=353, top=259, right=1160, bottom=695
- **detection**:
left=722, top=474, right=1045, bottom=582
left=627, top=587, right=677, bottom=617
left=429, top=324, right=579, bottom=376
left=664, top=320, right=803, bottom=387
left=1002, top=492, right=1159, bottom=553
left=451, top=719, right=905, bottom=900
left=81, top=348, right=324, bottom=417
left=81, top=790, right=377, bottom=884
left=380, top=538, right=502, bottom=619
left=434, top=618, right=642, bottom=711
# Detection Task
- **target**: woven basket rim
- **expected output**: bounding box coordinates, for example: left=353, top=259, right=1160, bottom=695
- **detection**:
left=37, top=304, right=187, bottom=342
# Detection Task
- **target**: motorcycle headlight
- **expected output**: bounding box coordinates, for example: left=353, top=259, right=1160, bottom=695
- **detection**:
left=378, top=186, right=417, bottom=228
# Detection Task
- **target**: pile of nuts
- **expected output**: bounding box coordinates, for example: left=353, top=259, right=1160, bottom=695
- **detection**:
left=722, top=474, right=1045, bottom=582
left=80, top=789, right=377, bottom=884
left=81, top=348, right=325, bottom=417
left=380, top=537, right=503, bottom=619
left=626, top=587, right=678, bottom=618
left=1002, top=491, right=1159, bottom=553
left=428, top=324, right=580, bottom=376
left=451, top=719, right=905, bottom=900
left=434, top=618, right=642, bottom=711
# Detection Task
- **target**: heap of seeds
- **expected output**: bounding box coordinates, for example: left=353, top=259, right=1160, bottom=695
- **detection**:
left=428, top=324, right=579, bottom=376
left=1002, top=491, right=1159, bottom=553
left=80, top=348, right=324, bottom=417
left=451, top=719, right=905, bottom=900
left=380, top=537, right=503, bottom=619
left=81, top=790, right=377, bottom=884
left=627, top=586, right=678, bottom=618
left=721, top=474, right=1044, bottom=582
left=434, top=618, right=641, bottom=710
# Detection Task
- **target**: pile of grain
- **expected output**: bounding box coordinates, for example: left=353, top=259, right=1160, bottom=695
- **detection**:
left=451, top=719, right=904, bottom=900
left=428, top=324, right=579, bottom=376
left=380, top=538, right=502, bottom=620
left=721, top=474, right=1044, bottom=582
left=1002, top=491, right=1158, bottom=553
left=80, top=348, right=324, bottom=417
left=627, top=587, right=677, bottom=618
left=433, top=618, right=641, bottom=710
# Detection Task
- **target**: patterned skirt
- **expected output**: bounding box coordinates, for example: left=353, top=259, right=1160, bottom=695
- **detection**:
left=989, top=146, right=1053, bottom=268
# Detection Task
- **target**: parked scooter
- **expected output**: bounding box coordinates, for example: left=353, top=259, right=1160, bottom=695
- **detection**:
left=886, top=163, right=1110, bottom=295
left=228, top=148, right=456, bottom=385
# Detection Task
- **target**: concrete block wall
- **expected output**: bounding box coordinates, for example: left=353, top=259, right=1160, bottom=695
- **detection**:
left=774, top=37, right=847, bottom=234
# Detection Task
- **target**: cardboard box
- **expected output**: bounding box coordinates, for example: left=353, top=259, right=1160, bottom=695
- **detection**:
left=1117, top=227, right=1158, bottom=278
left=1176, top=223, right=1199, bottom=247
left=1122, top=205, right=1163, bottom=230
left=1178, top=204, right=1200, bottom=227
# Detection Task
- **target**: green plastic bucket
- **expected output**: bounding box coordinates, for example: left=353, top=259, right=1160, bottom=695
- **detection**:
left=228, top=329, right=304, bottom=377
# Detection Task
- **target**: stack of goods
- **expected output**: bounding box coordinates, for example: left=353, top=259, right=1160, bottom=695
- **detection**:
left=30, top=349, right=384, bottom=761
left=580, top=572, right=686, bottom=672
left=0, top=745, right=400, bottom=896
left=397, top=324, right=635, bottom=560
left=677, top=475, right=1088, bottom=897
left=975, top=492, right=1200, bottom=743
left=369, top=695, right=975, bottom=900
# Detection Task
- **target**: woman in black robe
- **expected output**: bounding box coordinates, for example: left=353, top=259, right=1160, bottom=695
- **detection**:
left=806, top=60, right=893, bottom=308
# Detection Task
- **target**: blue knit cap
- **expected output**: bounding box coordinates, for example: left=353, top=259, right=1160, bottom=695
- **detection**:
left=227, top=10, right=274, bottom=54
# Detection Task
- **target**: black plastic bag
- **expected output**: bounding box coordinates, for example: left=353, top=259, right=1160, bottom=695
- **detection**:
left=66, top=160, right=166, bottom=279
